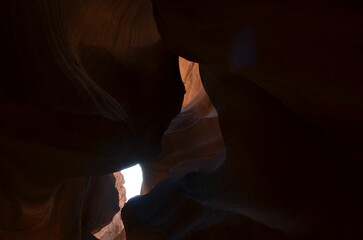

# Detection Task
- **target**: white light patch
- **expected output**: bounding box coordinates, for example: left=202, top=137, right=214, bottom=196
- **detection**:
left=121, top=164, right=143, bottom=201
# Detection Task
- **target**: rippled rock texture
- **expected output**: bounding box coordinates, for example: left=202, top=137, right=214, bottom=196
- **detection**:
left=1, top=0, right=363, bottom=239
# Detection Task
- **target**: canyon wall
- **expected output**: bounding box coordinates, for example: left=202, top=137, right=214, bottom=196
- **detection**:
left=1, top=0, right=363, bottom=239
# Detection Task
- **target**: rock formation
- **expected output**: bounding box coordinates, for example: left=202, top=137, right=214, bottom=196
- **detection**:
left=1, top=0, right=183, bottom=239
left=93, top=172, right=127, bottom=240
left=1, top=0, right=363, bottom=239
left=141, top=58, right=225, bottom=195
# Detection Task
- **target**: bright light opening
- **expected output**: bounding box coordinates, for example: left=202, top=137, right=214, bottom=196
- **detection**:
left=121, top=164, right=143, bottom=201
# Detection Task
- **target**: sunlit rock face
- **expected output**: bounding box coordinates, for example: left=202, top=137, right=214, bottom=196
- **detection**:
left=93, top=172, right=127, bottom=240
left=141, top=58, right=224, bottom=194
left=1, top=0, right=363, bottom=240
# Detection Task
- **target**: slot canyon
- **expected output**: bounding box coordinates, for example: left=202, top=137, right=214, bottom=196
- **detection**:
left=1, top=0, right=362, bottom=239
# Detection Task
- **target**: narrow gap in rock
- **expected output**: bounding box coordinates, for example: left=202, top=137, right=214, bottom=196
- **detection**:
left=121, top=164, right=143, bottom=201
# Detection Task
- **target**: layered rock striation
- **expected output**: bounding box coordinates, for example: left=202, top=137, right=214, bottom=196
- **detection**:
left=1, top=0, right=363, bottom=240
